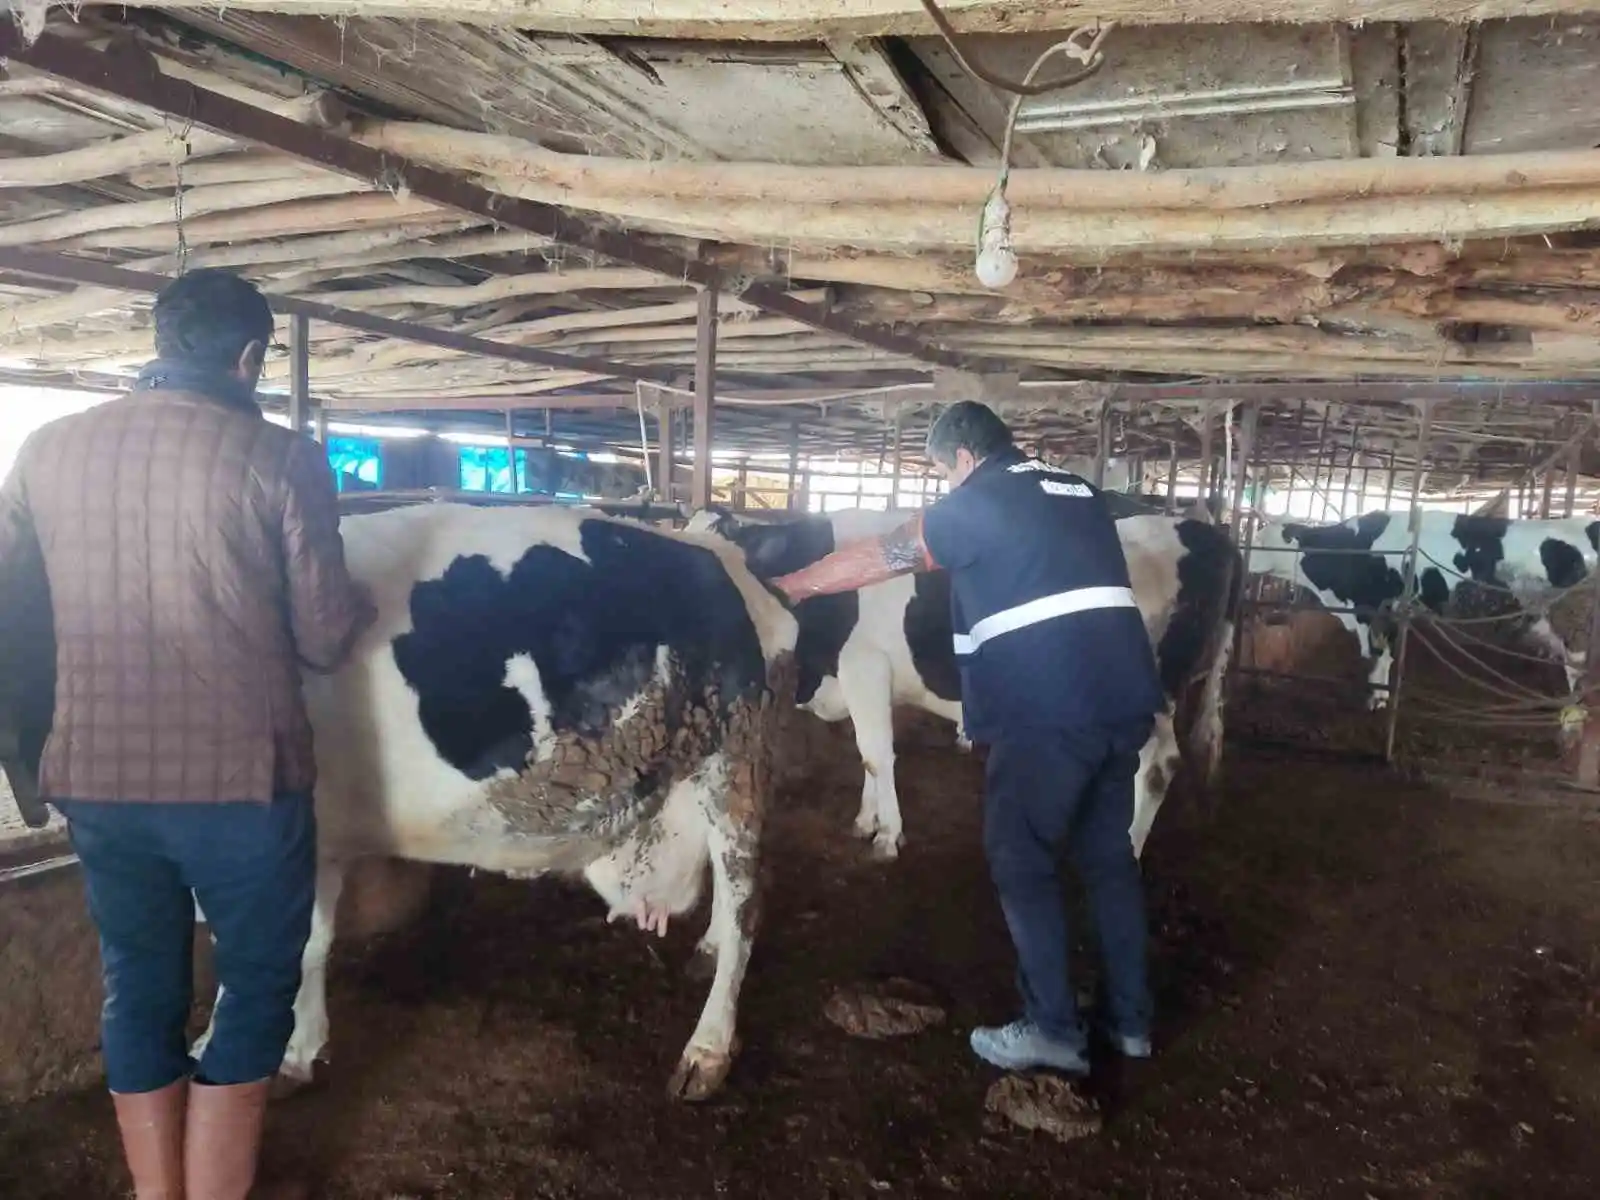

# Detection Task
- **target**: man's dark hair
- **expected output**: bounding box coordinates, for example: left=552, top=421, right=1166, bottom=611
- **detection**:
left=925, top=401, right=1014, bottom=468
left=152, top=269, right=275, bottom=370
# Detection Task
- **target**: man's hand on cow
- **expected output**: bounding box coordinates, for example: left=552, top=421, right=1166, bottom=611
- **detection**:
left=770, top=514, right=935, bottom=601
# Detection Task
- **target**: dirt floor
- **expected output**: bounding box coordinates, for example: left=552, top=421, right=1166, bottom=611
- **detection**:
left=3, top=709, right=1600, bottom=1199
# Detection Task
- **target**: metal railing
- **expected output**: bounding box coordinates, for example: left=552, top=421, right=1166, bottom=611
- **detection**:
left=1231, top=536, right=1422, bottom=759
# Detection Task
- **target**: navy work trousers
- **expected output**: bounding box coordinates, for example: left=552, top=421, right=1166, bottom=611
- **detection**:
left=982, top=719, right=1154, bottom=1049
left=54, top=794, right=316, bottom=1095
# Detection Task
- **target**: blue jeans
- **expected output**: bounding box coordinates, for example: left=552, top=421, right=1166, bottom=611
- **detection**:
left=54, top=794, right=316, bottom=1095
left=983, top=720, right=1154, bottom=1048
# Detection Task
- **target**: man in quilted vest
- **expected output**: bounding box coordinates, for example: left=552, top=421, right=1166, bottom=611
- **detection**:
left=0, top=270, right=374, bottom=1198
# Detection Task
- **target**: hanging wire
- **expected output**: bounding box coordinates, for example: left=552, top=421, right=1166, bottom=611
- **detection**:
left=919, top=0, right=1114, bottom=287
left=164, top=93, right=198, bottom=275
left=918, top=0, right=1110, bottom=96
left=995, top=24, right=1116, bottom=180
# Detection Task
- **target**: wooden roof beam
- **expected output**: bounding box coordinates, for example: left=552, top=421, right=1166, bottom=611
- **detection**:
left=0, top=27, right=993, bottom=375
left=109, top=2, right=1600, bottom=39
left=0, top=246, right=788, bottom=388
left=320, top=380, right=1600, bottom=413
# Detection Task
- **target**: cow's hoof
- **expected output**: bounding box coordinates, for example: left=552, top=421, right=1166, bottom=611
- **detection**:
left=852, top=814, right=879, bottom=841
left=668, top=1047, right=731, bottom=1101
left=869, top=833, right=902, bottom=862
left=275, top=1051, right=318, bottom=1093
left=270, top=1071, right=313, bottom=1101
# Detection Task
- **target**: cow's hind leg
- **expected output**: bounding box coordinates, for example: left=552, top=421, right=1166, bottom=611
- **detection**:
left=839, top=650, right=902, bottom=859
left=188, top=861, right=342, bottom=1090
left=671, top=763, right=761, bottom=1101
left=278, top=859, right=346, bottom=1085
left=1129, top=708, right=1181, bottom=860
left=923, top=695, right=969, bottom=753
left=189, top=896, right=220, bottom=1062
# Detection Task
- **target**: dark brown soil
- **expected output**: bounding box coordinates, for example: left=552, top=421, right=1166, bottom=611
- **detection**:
left=3, top=713, right=1599, bottom=1200
left=0, top=862, right=103, bottom=1102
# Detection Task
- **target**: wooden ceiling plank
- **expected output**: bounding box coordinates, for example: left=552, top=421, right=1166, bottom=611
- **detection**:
left=134, top=2, right=1600, bottom=40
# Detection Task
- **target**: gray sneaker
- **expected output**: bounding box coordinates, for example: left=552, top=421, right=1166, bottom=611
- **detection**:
left=969, top=1020, right=1090, bottom=1075
left=1111, top=1032, right=1152, bottom=1059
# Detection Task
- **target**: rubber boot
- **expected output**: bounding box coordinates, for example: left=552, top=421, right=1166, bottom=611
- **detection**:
left=184, top=1080, right=305, bottom=1200
left=111, top=1079, right=188, bottom=1200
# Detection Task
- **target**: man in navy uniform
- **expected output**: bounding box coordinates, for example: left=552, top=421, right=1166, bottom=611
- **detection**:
left=770, top=401, right=1163, bottom=1074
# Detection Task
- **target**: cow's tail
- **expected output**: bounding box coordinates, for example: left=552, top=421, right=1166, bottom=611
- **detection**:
left=1189, top=618, right=1232, bottom=792
left=1185, top=537, right=1242, bottom=795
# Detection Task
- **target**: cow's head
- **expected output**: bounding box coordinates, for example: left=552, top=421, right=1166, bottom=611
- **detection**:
left=1262, top=519, right=1309, bottom=548
left=1249, top=518, right=1307, bottom=578
left=682, top=505, right=735, bottom=538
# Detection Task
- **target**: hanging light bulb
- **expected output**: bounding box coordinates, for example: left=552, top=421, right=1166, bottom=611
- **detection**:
left=974, top=188, right=1018, bottom=290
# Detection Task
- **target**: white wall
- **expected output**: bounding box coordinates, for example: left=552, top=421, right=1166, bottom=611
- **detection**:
left=0, top=387, right=108, bottom=481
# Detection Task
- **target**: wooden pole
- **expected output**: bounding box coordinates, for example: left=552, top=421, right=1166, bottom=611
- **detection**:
left=889, top=410, right=904, bottom=509
left=1577, top=583, right=1600, bottom=787
left=1383, top=448, right=1397, bottom=510
left=656, top=400, right=674, bottom=503
left=1281, top=399, right=1308, bottom=517
left=1230, top=401, right=1269, bottom=673
left=505, top=410, right=518, bottom=494
left=1196, top=404, right=1214, bottom=518
left=1092, top=399, right=1111, bottom=489
left=1385, top=400, right=1433, bottom=764
left=1539, top=460, right=1555, bottom=519
left=288, top=312, right=310, bottom=435
left=1229, top=402, right=1258, bottom=531
left=1313, top=406, right=1335, bottom=520
left=1566, top=440, right=1580, bottom=518
left=312, top=405, right=327, bottom=444
left=691, top=287, right=718, bottom=510
left=1337, top=424, right=1359, bottom=519
left=1164, top=440, right=1178, bottom=513
left=786, top=417, right=801, bottom=511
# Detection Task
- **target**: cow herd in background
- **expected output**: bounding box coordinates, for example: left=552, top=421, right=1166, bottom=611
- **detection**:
left=1251, top=509, right=1600, bottom=708
left=2, top=482, right=1594, bottom=1101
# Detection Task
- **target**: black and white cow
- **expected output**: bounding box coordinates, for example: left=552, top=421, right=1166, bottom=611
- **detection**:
left=688, top=506, right=1241, bottom=861
left=0, top=537, right=52, bottom=831
left=2, top=504, right=797, bottom=1101
left=1252, top=510, right=1600, bottom=708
